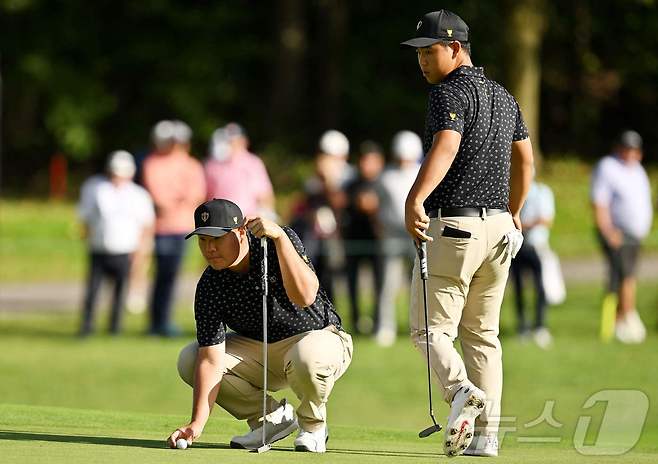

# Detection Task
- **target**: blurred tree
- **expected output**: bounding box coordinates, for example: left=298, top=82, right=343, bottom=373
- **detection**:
left=268, top=0, right=307, bottom=142
left=314, top=0, right=348, bottom=131
left=505, top=0, right=546, bottom=157
left=0, top=0, right=656, bottom=195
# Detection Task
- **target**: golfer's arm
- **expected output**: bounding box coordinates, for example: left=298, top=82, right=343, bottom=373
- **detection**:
left=509, top=138, right=534, bottom=217
left=190, top=345, right=224, bottom=427
left=273, top=233, right=319, bottom=307
left=406, top=130, right=461, bottom=207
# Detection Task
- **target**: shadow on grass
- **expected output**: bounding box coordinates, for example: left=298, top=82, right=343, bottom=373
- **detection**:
left=0, top=430, right=439, bottom=457
left=328, top=447, right=438, bottom=458
left=0, top=430, right=231, bottom=450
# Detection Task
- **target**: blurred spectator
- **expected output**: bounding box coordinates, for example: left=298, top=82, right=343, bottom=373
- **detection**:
left=290, top=130, right=353, bottom=302
left=591, top=130, right=653, bottom=344
left=510, top=169, right=556, bottom=349
left=78, top=150, right=155, bottom=336
left=342, top=141, right=385, bottom=335
left=125, top=147, right=153, bottom=314
left=375, top=131, right=422, bottom=346
left=125, top=222, right=153, bottom=314
left=142, top=120, right=206, bottom=336
left=205, top=123, right=276, bottom=217
left=318, top=129, right=356, bottom=188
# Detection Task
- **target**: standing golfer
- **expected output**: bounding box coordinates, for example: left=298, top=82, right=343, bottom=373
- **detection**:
left=401, top=10, right=534, bottom=457
left=167, top=199, right=352, bottom=453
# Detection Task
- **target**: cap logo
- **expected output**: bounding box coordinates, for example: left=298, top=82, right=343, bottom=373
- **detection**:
left=416, top=20, right=422, bottom=30
left=447, top=29, right=453, bottom=37
left=201, top=212, right=210, bottom=222
left=233, top=216, right=238, bottom=224
left=449, top=112, right=457, bottom=120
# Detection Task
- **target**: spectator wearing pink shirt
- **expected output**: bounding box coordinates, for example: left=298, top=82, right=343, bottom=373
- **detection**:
left=142, top=120, right=206, bottom=336
left=204, top=123, right=275, bottom=217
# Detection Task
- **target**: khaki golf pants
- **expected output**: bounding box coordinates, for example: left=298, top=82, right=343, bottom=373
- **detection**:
left=177, top=325, right=353, bottom=432
left=410, top=212, right=515, bottom=435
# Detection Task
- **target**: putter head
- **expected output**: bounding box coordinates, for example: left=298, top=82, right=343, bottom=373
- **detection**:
left=418, top=424, right=442, bottom=438
left=252, top=444, right=271, bottom=453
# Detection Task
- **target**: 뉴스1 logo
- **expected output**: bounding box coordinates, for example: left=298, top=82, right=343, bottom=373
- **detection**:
left=201, top=212, right=210, bottom=222
left=416, top=20, right=422, bottom=30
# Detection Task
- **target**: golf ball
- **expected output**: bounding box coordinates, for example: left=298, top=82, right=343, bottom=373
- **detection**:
left=176, top=438, right=188, bottom=450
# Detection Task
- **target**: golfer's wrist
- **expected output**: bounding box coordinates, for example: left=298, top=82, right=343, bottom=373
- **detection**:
left=188, top=418, right=206, bottom=432
left=271, top=227, right=287, bottom=243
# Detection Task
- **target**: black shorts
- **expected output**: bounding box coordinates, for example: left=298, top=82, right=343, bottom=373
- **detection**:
left=598, top=231, right=641, bottom=292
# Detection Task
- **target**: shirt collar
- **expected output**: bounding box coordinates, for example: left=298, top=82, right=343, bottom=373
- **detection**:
left=445, top=65, right=485, bottom=80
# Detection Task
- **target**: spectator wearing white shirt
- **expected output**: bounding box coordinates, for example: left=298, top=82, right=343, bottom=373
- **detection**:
left=78, top=150, right=155, bottom=336
left=510, top=171, right=555, bottom=348
left=374, top=131, right=422, bottom=346
left=591, top=130, right=653, bottom=343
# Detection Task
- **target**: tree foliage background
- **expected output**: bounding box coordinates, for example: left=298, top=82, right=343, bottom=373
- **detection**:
left=1, top=0, right=657, bottom=194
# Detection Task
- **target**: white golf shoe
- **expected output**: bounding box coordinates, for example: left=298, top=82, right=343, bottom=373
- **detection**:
left=464, top=432, right=499, bottom=457
left=532, top=327, right=553, bottom=349
left=444, top=385, right=486, bottom=458
left=615, top=311, right=646, bottom=344
left=294, top=424, right=328, bottom=453
left=627, top=310, right=647, bottom=343
left=230, top=399, right=298, bottom=450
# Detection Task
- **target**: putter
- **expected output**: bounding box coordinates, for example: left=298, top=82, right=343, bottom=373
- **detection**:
left=416, top=240, right=442, bottom=438
left=255, top=237, right=272, bottom=454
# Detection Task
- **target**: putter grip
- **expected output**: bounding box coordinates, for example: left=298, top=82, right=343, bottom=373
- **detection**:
left=418, top=241, right=428, bottom=280
left=261, top=237, right=268, bottom=295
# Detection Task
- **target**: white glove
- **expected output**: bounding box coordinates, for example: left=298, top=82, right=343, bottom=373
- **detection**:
left=503, top=229, right=524, bottom=260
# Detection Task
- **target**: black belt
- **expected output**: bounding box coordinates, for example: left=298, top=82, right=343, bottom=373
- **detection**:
left=427, top=207, right=508, bottom=218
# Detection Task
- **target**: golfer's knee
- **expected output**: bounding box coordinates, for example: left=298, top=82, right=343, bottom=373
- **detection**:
left=287, top=350, right=334, bottom=388
left=459, top=325, right=499, bottom=349
left=411, top=326, right=456, bottom=349
left=177, top=342, right=199, bottom=385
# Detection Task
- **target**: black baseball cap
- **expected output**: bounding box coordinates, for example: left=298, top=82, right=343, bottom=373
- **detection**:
left=400, top=10, right=469, bottom=48
left=185, top=199, right=244, bottom=240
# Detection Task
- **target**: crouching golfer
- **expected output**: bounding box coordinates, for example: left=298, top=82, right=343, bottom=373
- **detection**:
left=167, top=199, right=352, bottom=452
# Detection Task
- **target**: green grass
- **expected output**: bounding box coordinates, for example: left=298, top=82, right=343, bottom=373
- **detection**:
left=1, top=283, right=658, bottom=462
left=2, top=158, right=658, bottom=282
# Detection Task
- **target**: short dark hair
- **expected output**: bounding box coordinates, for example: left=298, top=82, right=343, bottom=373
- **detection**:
left=359, top=140, right=383, bottom=156
left=438, top=40, right=471, bottom=56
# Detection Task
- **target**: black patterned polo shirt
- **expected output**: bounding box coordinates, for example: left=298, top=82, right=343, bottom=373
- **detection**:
left=422, top=65, right=529, bottom=210
left=194, top=227, right=343, bottom=346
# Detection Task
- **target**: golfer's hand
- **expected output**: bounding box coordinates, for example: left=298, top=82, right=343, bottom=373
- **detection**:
left=167, top=422, right=202, bottom=448
left=405, top=201, right=432, bottom=243
left=245, top=216, right=284, bottom=241
left=503, top=229, right=524, bottom=260
left=512, top=214, right=523, bottom=232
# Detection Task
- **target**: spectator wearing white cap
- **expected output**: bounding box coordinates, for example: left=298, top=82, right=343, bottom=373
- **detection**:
left=291, top=130, right=354, bottom=303
left=78, top=150, right=155, bottom=336
left=374, top=131, right=422, bottom=346
left=204, top=122, right=275, bottom=217
left=142, top=120, right=206, bottom=336
left=318, top=129, right=356, bottom=189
